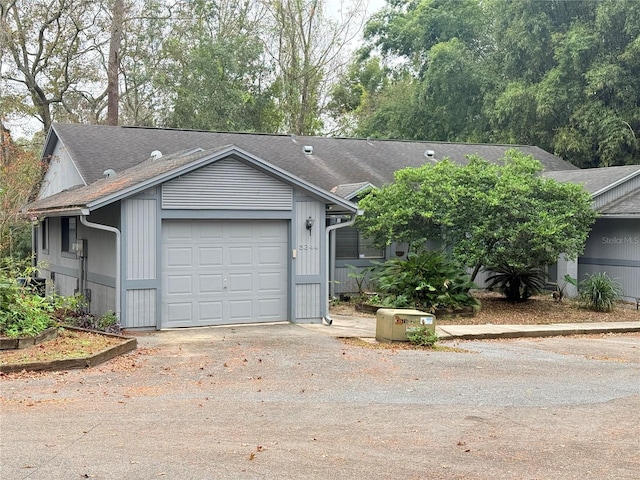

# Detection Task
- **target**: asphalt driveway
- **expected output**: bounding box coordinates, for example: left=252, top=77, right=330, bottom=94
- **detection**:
left=1, top=324, right=639, bottom=480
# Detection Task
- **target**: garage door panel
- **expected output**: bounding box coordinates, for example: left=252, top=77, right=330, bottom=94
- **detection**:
left=162, top=220, right=288, bottom=327
left=257, top=222, right=287, bottom=240
left=167, top=247, right=192, bottom=267
left=258, top=245, right=286, bottom=265
left=228, top=223, right=253, bottom=240
left=199, top=247, right=223, bottom=266
left=229, top=246, right=253, bottom=265
left=229, top=299, right=252, bottom=320
left=198, top=274, right=223, bottom=294
left=259, top=298, right=284, bottom=317
left=167, top=303, right=192, bottom=323
left=167, top=275, right=192, bottom=294
left=229, top=273, right=252, bottom=293
left=166, top=222, right=193, bottom=240
left=199, top=301, right=223, bottom=321
left=199, top=223, right=223, bottom=239
left=258, top=272, right=285, bottom=292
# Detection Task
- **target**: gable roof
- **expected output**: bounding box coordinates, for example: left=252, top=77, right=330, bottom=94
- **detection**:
left=45, top=123, right=578, bottom=194
left=543, top=165, right=640, bottom=196
left=543, top=165, right=640, bottom=217
left=25, top=145, right=358, bottom=217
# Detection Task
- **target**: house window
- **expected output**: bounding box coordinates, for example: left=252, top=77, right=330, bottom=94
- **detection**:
left=41, top=218, right=49, bottom=252
left=335, top=226, right=384, bottom=259
left=61, top=217, right=77, bottom=253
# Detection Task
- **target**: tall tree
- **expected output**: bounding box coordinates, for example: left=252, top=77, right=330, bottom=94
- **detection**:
left=332, top=0, right=640, bottom=166
left=0, top=0, right=105, bottom=132
left=106, top=0, right=124, bottom=126
left=264, top=0, right=366, bottom=135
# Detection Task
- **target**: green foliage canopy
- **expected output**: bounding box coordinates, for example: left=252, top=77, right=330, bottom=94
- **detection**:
left=334, top=0, right=640, bottom=166
left=355, top=150, right=597, bottom=279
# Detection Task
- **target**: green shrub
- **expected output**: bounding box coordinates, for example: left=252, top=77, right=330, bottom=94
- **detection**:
left=485, top=264, right=547, bottom=301
left=406, top=326, right=439, bottom=347
left=371, top=250, right=478, bottom=313
left=0, top=271, right=57, bottom=338
left=578, top=272, right=623, bottom=312
left=0, top=261, right=77, bottom=338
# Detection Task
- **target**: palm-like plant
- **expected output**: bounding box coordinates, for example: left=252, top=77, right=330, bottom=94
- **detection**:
left=485, top=264, right=547, bottom=301
left=578, top=272, right=623, bottom=312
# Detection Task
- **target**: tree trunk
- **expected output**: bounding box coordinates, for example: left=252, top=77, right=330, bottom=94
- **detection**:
left=107, top=0, right=125, bottom=126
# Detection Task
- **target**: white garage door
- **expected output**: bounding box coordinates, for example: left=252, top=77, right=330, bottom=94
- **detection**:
left=161, top=220, right=288, bottom=327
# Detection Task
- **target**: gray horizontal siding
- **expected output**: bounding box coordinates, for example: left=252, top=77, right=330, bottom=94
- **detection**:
left=162, top=158, right=292, bottom=210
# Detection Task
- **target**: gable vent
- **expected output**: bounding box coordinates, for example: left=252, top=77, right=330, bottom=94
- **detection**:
left=150, top=150, right=163, bottom=160
left=424, top=149, right=435, bottom=158
left=103, top=169, right=117, bottom=178
left=303, top=145, right=313, bottom=155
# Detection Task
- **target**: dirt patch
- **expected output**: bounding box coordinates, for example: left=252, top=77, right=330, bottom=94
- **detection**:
left=0, top=328, right=129, bottom=367
left=331, top=290, right=640, bottom=325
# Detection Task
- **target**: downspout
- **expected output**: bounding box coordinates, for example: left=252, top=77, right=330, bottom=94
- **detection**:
left=80, top=214, right=121, bottom=321
left=323, top=209, right=363, bottom=325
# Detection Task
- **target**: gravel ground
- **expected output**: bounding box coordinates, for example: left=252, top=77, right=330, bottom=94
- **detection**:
left=1, top=325, right=639, bottom=480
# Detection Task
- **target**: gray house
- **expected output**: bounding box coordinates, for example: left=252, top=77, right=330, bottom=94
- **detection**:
left=544, top=166, right=640, bottom=301
left=23, top=123, right=638, bottom=329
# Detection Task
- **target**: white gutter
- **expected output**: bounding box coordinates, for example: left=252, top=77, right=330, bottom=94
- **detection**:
left=322, top=209, right=363, bottom=325
left=79, top=215, right=121, bottom=321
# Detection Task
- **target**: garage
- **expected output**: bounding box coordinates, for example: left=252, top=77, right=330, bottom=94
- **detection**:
left=161, top=219, right=289, bottom=327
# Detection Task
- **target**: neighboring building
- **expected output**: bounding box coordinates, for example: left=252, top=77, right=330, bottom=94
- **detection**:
left=24, top=123, right=637, bottom=329
left=544, top=166, right=640, bottom=301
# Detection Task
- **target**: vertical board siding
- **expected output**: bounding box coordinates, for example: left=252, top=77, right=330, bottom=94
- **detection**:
left=125, top=198, right=157, bottom=280
left=126, top=289, right=157, bottom=328
left=296, top=284, right=321, bottom=319
left=296, top=200, right=323, bottom=276
left=162, top=158, right=293, bottom=210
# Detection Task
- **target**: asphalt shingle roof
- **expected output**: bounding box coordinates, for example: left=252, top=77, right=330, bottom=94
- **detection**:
left=28, top=147, right=231, bottom=214
left=48, top=123, right=578, bottom=193
left=543, top=165, right=640, bottom=195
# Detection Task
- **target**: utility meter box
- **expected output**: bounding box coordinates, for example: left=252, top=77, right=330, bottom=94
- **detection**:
left=375, top=308, right=436, bottom=343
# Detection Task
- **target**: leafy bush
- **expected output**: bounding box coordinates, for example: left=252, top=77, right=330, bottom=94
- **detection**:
left=578, top=272, right=623, bottom=312
left=0, top=290, right=56, bottom=337
left=406, top=326, right=439, bottom=347
left=485, top=264, right=547, bottom=301
left=0, top=264, right=57, bottom=337
left=371, top=250, right=478, bottom=313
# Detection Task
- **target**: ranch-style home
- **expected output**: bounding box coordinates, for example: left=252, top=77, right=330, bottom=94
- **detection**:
left=23, top=123, right=639, bottom=329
